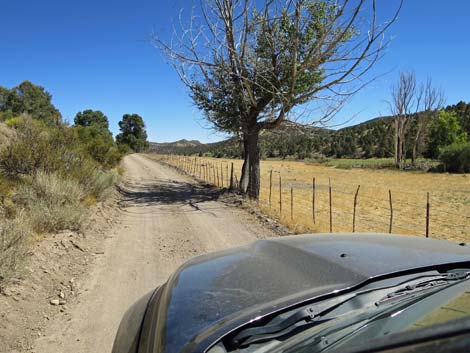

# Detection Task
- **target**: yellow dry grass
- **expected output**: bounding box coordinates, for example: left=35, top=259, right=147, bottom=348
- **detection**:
left=148, top=154, right=470, bottom=243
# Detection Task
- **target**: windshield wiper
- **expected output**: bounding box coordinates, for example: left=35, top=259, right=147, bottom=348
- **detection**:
left=375, top=271, right=469, bottom=306
left=230, top=294, right=357, bottom=347
left=230, top=271, right=470, bottom=348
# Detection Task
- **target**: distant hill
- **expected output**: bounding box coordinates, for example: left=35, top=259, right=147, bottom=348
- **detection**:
left=148, top=117, right=395, bottom=159
left=148, top=101, right=470, bottom=160
left=148, top=139, right=203, bottom=154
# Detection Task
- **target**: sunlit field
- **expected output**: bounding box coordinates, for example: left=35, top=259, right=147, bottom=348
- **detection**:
left=147, top=154, right=470, bottom=243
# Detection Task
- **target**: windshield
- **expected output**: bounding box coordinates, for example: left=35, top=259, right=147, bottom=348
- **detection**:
left=218, top=270, right=470, bottom=353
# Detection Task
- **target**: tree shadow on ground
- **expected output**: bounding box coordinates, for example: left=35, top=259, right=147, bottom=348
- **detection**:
left=117, top=180, right=225, bottom=208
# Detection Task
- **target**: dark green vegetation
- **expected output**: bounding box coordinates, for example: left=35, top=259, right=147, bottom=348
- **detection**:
left=116, top=114, right=149, bottom=152
left=0, top=81, right=61, bottom=124
left=74, top=110, right=122, bottom=168
left=150, top=101, right=470, bottom=171
left=0, top=81, right=148, bottom=282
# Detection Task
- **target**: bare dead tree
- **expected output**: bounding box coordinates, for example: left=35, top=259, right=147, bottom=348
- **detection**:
left=154, top=0, right=402, bottom=199
left=389, top=71, right=420, bottom=169
left=411, top=78, right=445, bottom=165
left=389, top=72, right=445, bottom=169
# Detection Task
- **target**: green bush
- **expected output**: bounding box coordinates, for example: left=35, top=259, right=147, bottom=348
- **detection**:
left=15, top=171, right=87, bottom=233
left=88, top=170, right=118, bottom=201
left=73, top=125, right=122, bottom=168
left=117, top=142, right=131, bottom=155
left=0, top=218, right=31, bottom=282
left=0, top=115, right=85, bottom=176
left=439, top=142, right=470, bottom=173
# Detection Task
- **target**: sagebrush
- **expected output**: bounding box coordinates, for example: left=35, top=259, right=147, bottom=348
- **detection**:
left=0, top=218, right=30, bottom=282
left=15, top=172, right=87, bottom=233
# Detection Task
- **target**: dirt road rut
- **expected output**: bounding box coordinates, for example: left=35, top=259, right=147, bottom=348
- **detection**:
left=33, top=154, right=275, bottom=353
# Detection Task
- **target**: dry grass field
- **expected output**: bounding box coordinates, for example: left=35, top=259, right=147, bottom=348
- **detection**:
left=147, top=154, right=470, bottom=243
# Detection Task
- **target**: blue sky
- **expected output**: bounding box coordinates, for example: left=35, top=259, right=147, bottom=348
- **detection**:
left=1, top=1, right=469, bottom=143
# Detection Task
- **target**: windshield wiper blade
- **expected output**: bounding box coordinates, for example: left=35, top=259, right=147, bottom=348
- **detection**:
left=230, top=271, right=470, bottom=348
left=375, top=271, right=469, bottom=306
left=230, top=294, right=358, bottom=348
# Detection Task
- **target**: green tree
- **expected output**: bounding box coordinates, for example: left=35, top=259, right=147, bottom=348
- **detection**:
left=0, top=87, right=9, bottom=111
left=2, top=81, right=61, bottom=124
left=74, top=110, right=109, bottom=129
left=446, top=101, right=470, bottom=136
left=72, top=110, right=121, bottom=168
left=0, top=87, right=13, bottom=121
left=428, top=111, right=467, bottom=158
left=155, top=0, right=402, bottom=199
left=116, top=114, right=149, bottom=152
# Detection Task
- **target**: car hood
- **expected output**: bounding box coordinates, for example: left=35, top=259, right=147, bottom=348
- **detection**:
left=143, top=233, right=470, bottom=353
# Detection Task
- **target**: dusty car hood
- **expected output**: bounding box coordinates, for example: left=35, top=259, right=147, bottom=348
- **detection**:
left=142, top=233, right=470, bottom=353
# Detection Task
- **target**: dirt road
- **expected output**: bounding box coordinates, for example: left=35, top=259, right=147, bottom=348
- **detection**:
left=33, top=154, right=276, bottom=353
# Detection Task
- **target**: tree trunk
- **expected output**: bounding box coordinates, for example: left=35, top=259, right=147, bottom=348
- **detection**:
left=394, top=119, right=400, bottom=168
left=239, top=134, right=250, bottom=193
left=400, top=137, right=405, bottom=169
left=246, top=131, right=261, bottom=200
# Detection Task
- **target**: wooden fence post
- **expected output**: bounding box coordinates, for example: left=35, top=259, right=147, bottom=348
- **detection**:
left=213, top=164, right=216, bottom=185
left=226, top=165, right=229, bottom=187
left=279, top=175, right=282, bottom=217
left=269, top=170, right=273, bottom=208
left=229, top=163, right=235, bottom=190
left=291, top=186, right=294, bottom=221
left=329, top=177, right=332, bottom=233
left=312, top=177, right=316, bottom=224
left=220, top=164, right=224, bottom=188
left=426, top=192, right=430, bottom=238
left=353, top=185, right=360, bottom=232
left=389, top=190, right=393, bottom=234
left=216, top=164, right=220, bottom=187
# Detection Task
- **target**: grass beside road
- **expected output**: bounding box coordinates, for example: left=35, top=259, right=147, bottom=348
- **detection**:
left=148, top=154, right=470, bottom=244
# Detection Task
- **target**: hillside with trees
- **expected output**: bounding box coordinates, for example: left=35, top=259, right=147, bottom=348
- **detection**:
left=149, top=101, right=470, bottom=171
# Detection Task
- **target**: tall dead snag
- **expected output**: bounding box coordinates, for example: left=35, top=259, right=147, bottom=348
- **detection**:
left=390, top=71, right=419, bottom=170
left=411, top=78, right=445, bottom=165
left=389, top=72, right=445, bottom=169
left=154, top=0, right=402, bottom=199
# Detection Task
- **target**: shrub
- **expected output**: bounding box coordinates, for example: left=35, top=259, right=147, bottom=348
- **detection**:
left=0, top=218, right=30, bottom=282
left=73, top=125, right=122, bottom=168
left=0, top=115, right=85, bottom=177
left=117, top=142, right=131, bottom=155
left=439, top=142, right=470, bottom=173
left=15, top=172, right=87, bottom=233
left=88, top=170, right=118, bottom=201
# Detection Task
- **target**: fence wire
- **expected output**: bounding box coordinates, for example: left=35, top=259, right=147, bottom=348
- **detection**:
left=155, top=155, right=470, bottom=243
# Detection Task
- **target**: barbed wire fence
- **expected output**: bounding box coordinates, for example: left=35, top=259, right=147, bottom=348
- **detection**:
left=155, top=155, right=469, bottom=242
